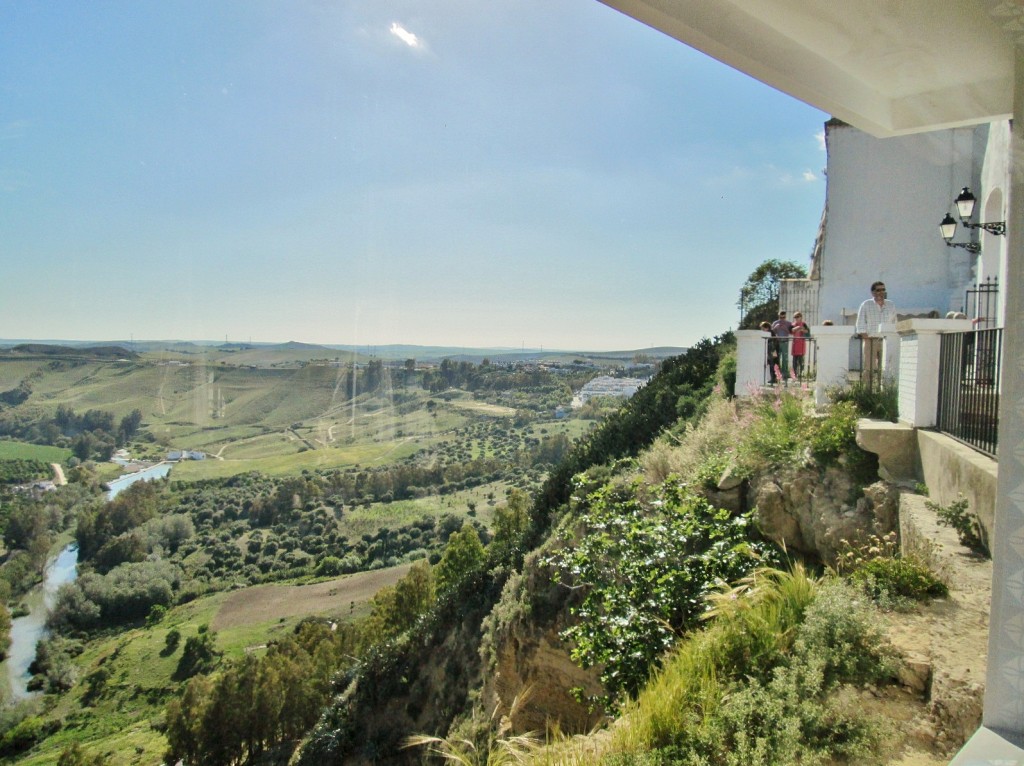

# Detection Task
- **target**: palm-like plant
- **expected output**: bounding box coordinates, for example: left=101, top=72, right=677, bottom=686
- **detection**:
left=403, top=690, right=539, bottom=766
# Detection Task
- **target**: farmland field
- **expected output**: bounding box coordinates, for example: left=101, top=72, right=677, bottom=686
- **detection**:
left=211, top=563, right=414, bottom=632
left=0, top=440, right=71, bottom=463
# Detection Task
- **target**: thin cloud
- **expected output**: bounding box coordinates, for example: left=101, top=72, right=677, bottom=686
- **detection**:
left=390, top=22, right=422, bottom=49
left=774, top=166, right=819, bottom=185
left=815, top=130, right=826, bottom=151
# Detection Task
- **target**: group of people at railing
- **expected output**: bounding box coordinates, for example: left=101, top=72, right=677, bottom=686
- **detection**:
left=743, top=277, right=1002, bottom=455
left=760, top=309, right=810, bottom=385
left=758, top=280, right=895, bottom=388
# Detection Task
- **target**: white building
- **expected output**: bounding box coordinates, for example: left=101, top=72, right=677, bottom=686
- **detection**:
left=577, top=375, right=646, bottom=404
left=777, top=119, right=1009, bottom=330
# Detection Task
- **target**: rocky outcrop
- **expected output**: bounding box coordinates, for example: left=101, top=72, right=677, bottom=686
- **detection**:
left=480, top=550, right=605, bottom=736
left=749, top=466, right=899, bottom=566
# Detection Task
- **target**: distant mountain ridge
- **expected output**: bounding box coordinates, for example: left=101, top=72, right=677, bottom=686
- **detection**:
left=2, top=343, right=137, bottom=360
left=0, top=339, right=688, bottom=363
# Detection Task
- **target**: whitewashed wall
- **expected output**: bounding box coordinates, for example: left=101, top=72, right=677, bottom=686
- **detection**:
left=980, top=120, right=1010, bottom=328
left=817, top=121, right=986, bottom=324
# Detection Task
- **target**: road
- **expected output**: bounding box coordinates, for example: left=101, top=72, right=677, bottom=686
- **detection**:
left=50, top=463, right=66, bottom=486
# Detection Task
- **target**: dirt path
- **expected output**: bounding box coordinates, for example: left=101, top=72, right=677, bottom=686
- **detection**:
left=841, top=493, right=994, bottom=764
left=50, top=463, right=66, bottom=486
left=287, top=428, right=317, bottom=451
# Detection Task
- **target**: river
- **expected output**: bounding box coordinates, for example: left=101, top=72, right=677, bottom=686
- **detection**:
left=2, top=463, right=172, bottom=701
left=105, top=461, right=173, bottom=500
left=4, top=544, right=78, bottom=702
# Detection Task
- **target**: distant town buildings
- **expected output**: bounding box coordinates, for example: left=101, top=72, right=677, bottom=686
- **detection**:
left=575, top=375, right=648, bottom=405
left=167, top=450, right=206, bottom=461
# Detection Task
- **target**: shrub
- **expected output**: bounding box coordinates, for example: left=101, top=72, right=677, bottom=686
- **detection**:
left=850, top=557, right=948, bottom=603
left=810, top=400, right=859, bottom=464
left=693, top=451, right=733, bottom=491
left=735, top=391, right=808, bottom=474
left=613, top=574, right=891, bottom=765
left=0, top=715, right=59, bottom=756
left=927, top=495, right=988, bottom=557
left=828, top=379, right=898, bottom=421
left=316, top=556, right=345, bottom=577
left=836, top=533, right=946, bottom=606
left=547, top=478, right=778, bottom=704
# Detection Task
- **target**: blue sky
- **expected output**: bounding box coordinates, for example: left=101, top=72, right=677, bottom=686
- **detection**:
left=1, top=1, right=827, bottom=351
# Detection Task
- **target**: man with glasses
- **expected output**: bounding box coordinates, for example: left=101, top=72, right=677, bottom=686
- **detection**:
left=855, top=281, right=897, bottom=389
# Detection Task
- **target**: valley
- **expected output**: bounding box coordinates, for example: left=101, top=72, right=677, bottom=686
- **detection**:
left=0, top=339, right=667, bottom=764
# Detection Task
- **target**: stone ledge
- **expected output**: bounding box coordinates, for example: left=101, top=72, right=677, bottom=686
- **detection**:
left=856, top=419, right=919, bottom=484
left=949, top=725, right=1024, bottom=764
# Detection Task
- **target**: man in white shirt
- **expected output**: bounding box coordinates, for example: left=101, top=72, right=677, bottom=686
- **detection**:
left=855, top=281, right=897, bottom=337
left=855, top=281, right=897, bottom=388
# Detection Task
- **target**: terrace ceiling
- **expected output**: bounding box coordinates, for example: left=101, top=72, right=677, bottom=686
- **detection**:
left=597, top=0, right=1020, bottom=137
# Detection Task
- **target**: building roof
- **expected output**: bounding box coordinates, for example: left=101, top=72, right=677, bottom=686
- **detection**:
left=597, top=0, right=1016, bottom=136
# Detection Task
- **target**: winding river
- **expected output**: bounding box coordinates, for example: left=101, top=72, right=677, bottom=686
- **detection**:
left=105, top=461, right=173, bottom=500
left=3, top=462, right=173, bottom=701
left=4, top=544, right=78, bottom=701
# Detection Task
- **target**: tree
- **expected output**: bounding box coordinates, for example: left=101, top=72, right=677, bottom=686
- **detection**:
left=174, top=628, right=221, bottom=681
left=737, top=258, right=808, bottom=329
left=165, top=674, right=213, bottom=765
left=434, top=525, right=485, bottom=594
left=117, top=409, right=143, bottom=444
left=489, top=489, right=530, bottom=566
left=364, top=559, right=435, bottom=642
left=0, top=603, right=11, bottom=660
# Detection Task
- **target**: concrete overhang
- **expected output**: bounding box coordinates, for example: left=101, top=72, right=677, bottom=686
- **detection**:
left=597, top=0, right=1017, bottom=137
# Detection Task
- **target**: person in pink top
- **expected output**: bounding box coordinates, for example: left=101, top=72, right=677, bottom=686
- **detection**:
left=790, top=312, right=808, bottom=378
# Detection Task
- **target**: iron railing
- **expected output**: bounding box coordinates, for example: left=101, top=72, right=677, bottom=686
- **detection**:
left=937, top=327, right=1002, bottom=457
left=965, top=276, right=999, bottom=329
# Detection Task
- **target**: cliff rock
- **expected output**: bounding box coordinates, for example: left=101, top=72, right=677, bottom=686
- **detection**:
left=750, top=466, right=899, bottom=565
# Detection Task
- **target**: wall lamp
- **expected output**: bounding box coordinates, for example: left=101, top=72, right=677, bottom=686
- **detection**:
left=939, top=187, right=1006, bottom=254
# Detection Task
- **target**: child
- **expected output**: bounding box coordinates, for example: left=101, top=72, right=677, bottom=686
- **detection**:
left=791, top=312, right=808, bottom=378
left=760, top=321, right=779, bottom=384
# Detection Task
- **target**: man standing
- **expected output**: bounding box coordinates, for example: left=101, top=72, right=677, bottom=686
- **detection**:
left=771, top=310, right=794, bottom=382
left=855, top=281, right=897, bottom=388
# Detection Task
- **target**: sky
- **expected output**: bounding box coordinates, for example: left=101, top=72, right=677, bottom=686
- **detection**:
left=0, top=1, right=828, bottom=351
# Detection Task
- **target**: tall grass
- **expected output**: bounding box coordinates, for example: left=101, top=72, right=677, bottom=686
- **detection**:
left=827, top=379, right=898, bottom=422
left=404, top=691, right=542, bottom=765
left=641, top=397, right=739, bottom=485
left=617, top=565, right=819, bottom=752
left=520, top=566, right=894, bottom=766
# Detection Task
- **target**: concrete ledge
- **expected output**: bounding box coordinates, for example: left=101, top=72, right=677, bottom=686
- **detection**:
left=856, top=419, right=919, bottom=484
left=949, top=725, right=1024, bottom=764
left=855, top=424, right=997, bottom=547
left=918, top=431, right=997, bottom=546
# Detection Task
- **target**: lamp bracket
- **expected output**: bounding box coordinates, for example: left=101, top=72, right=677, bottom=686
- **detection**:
left=962, top=220, right=1006, bottom=237
left=945, top=241, right=981, bottom=254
